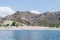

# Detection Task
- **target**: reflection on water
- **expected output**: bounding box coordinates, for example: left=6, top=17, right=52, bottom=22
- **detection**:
left=0, top=30, right=60, bottom=40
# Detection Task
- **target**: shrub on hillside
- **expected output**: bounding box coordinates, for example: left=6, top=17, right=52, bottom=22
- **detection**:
left=0, top=23, right=3, bottom=26
left=11, top=21, right=16, bottom=26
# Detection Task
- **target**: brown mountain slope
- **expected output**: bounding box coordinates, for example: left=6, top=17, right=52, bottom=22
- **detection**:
left=2, top=11, right=40, bottom=25
left=1, top=11, right=60, bottom=26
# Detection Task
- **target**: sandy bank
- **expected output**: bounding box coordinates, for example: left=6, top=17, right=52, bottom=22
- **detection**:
left=0, top=26, right=60, bottom=30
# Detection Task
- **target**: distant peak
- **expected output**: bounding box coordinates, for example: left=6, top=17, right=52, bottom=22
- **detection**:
left=16, top=11, right=20, bottom=12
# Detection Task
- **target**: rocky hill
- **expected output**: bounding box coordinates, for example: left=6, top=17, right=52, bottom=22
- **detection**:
left=0, top=17, right=3, bottom=23
left=0, top=11, right=60, bottom=27
left=2, top=11, right=40, bottom=25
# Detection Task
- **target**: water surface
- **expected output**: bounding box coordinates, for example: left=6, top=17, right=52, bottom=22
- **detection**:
left=0, top=30, right=60, bottom=40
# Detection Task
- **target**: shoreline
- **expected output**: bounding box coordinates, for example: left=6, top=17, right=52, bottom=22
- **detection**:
left=0, top=26, right=60, bottom=30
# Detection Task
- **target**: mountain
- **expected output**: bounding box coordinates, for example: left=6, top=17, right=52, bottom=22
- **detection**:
left=2, top=11, right=39, bottom=25
left=0, top=17, right=3, bottom=23
left=34, top=11, right=60, bottom=26
left=1, top=11, right=60, bottom=27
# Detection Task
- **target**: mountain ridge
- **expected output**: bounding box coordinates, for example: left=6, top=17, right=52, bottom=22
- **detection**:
left=0, top=11, right=60, bottom=27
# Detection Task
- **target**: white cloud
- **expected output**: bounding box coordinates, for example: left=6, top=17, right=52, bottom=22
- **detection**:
left=30, top=10, right=40, bottom=14
left=0, top=6, right=15, bottom=17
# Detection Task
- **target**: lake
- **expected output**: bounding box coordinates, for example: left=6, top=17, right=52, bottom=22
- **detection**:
left=0, top=30, right=60, bottom=40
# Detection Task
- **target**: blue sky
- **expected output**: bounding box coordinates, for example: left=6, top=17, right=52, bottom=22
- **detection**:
left=0, top=0, right=60, bottom=17
left=0, top=0, right=60, bottom=12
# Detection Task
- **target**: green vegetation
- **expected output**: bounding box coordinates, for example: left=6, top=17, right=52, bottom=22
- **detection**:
left=0, top=23, right=3, bottom=26
left=0, top=20, right=60, bottom=28
left=11, top=21, right=24, bottom=27
left=11, top=21, right=16, bottom=26
left=6, top=24, right=9, bottom=26
left=16, top=22, right=24, bottom=26
left=0, top=21, right=25, bottom=27
left=51, top=24, right=60, bottom=28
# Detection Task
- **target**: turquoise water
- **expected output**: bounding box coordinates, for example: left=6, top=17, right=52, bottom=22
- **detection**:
left=0, top=30, right=60, bottom=40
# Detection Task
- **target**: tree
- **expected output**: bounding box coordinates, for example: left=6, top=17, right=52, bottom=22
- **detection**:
left=6, top=24, right=9, bottom=26
left=11, top=21, right=16, bottom=26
